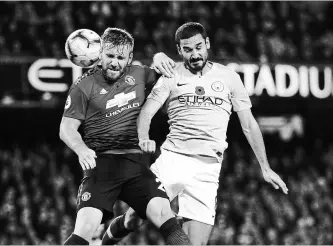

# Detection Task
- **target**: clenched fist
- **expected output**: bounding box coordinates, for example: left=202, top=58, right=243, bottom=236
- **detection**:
left=139, top=139, right=156, bottom=153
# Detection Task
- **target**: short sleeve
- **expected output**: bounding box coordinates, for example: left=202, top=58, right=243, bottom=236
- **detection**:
left=231, top=73, right=252, bottom=112
left=147, top=76, right=171, bottom=105
left=63, top=85, right=88, bottom=120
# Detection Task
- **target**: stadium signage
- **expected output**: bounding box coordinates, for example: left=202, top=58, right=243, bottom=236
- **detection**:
left=27, top=58, right=83, bottom=92
left=227, top=63, right=333, bottom=99
left=27, top=59, right=332, bottom=99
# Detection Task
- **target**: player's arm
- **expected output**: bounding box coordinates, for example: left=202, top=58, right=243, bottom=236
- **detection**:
left=59, top=117, right=96, bottom=170
left=237, top=109, right=288, bottom=194
left=59, top=85, right=96, bottom=170
left=144, top=53, right=175, bottom=90
left=60, top=116, right=89, bottom=152
left=230, top=71, right=288, bottom=194
left=137, top=98, right=164, bottom=153
left=138, top=76, right=171, bottom=153
left=151, top=52, right=176, bottom=78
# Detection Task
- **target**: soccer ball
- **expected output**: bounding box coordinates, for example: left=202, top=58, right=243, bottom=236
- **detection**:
left=65, top=29, right=101, bottom=68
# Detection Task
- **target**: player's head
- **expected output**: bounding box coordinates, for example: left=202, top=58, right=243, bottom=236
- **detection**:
left=100, top=27, right=134, bottom=81
left=175, top=22, right=210, bottom=72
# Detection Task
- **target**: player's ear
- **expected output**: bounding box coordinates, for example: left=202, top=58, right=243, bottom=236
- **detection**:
left=128, top=52, right=133, bottom=65
left=205, top=37, right=210, bottom=50
left=176, top=44, right=182, bottom=55
left=99, top=45, right=103, bottom=60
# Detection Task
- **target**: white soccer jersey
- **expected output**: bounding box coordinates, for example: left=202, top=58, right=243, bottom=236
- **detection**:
left=148, top=62, right=252, bottom=159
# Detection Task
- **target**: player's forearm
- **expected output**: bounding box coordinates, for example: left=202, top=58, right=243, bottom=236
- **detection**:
left=137, top=110, right=152, bottom=140
left=59, top=126, right=88, bottom=154
left=242, top=119, right=271, bottom=171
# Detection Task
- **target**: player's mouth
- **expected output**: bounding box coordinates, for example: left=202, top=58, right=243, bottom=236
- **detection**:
left=190, top=59, right=203, bottom=65
left=108, top=68, right=120, bottom=72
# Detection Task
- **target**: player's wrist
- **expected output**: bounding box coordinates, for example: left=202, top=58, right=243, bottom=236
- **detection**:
left=139, top=137, right=150, bottom=142
left=72, top=143, right=89, bottom=154
left=138, top=130, right=149, bottom=141
left=138, top=133, right=150, bottom=140
left=260, top=165, right=271, bottom=173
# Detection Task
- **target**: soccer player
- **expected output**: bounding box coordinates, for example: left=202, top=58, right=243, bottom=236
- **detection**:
left=59, top=27, right=191, bottom=245
left=104, top=22, right=289, bottom=245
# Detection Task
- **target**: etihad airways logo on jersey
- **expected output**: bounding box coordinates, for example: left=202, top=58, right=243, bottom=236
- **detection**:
left=178, top=95, right=225, bottom=107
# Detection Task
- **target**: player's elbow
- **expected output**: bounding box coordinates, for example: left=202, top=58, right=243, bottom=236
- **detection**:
left=242, top=126, right=251, bottom=134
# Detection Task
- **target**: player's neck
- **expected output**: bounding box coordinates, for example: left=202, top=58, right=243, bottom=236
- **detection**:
left=185, top=61, right=213, bottom=76
left=100, top=66, right=128, bottom=84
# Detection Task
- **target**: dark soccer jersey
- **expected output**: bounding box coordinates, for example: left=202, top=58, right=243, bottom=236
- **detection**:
left=63, top=65, right=157, bottom=153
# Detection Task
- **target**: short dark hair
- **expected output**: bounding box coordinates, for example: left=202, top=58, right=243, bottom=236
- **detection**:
left=101, top=27, right=134, bottom=51
left=175, top=22, right=207, bottom=45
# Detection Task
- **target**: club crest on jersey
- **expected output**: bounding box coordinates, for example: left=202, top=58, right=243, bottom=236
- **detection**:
left=211, top=81, right=224, bottom=92
left=65, top=95, right=71, bottom=109
left=81, top=192, right=91, bottom=201
left=100, top=88, right=108, bottom=94
left=125, top=75, right=135, bottom=85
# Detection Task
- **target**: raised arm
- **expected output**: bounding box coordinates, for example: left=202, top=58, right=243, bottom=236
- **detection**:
left=237, top=109, right=288, bottom=194
left=151, top=52, right=176, bottom=78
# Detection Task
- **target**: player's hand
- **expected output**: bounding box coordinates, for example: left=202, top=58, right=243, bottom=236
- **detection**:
left=262, top=168, right=288, bottom=194
left=152, top=52, right=176, bottom=78
left=75, top=146, right=97, bottom=170
left=139, top=139, right=156, bottom=154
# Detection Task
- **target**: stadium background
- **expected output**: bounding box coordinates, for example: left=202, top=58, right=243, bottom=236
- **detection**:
left=0, top=1, right=332, bottom=245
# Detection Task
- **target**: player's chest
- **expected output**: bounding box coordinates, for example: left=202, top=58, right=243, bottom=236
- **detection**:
left=172, top=75, right=231, bottom=100
left=89, top=79, right=146, bottom=113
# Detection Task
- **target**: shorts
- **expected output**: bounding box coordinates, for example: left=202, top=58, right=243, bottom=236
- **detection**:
left=150, top=149, right=222, bottom=225
left=76, top=153, right=168, bottom=222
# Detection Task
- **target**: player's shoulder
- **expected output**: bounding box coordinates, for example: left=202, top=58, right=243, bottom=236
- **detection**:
left=129, top=64, right=153, bottom=73
left=167, top=63, right=186, bottom=83
left=212, top=62, right=241, bottom=85
left=212, top=62, right=239, bottom=76
left=73, top=66, right=100, bottom=87
left=173, top=63, right=186, bottom=74
left=127, top=64, right=156, bottom=80
left=70, top=66, right=100, bottom=94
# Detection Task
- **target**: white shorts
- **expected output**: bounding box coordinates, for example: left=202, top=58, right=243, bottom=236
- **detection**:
left=150, top=149, right=222, bottom=225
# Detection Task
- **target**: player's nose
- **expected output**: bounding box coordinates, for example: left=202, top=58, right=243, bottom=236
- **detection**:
left=109, top=59, right=118, bottom=67
left=191, top=51, right=198, bottom=57
left=191, top=54, right=202, bottom=61
left=191, top=49, right=201, bottom=56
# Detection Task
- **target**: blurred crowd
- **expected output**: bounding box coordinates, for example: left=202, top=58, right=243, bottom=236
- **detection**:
left=0, top=1, right=332, bottom=62
left=0, top=134, right=332, bottom=245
